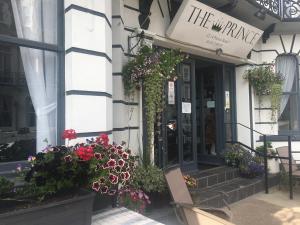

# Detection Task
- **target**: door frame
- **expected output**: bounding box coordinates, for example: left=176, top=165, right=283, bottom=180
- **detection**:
left=159, top=57, right=237, bottom=170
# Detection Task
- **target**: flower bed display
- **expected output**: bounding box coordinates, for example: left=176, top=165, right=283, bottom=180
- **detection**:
left=0, top=129, right=142, bottom=224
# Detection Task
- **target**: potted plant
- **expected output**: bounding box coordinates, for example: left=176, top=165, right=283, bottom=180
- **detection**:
left=224, top=144, right=244, bottom=167
left=0, top=130, right=139, bottom=225
left=244, top=65, right=284, bottom=120
left=131, top=164, right=168, bottom=210
left=256, top=142, right=280, bottom=174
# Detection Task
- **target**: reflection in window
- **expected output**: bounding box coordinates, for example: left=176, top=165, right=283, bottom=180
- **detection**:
left=0, top=0, right=58, bottom=162
left=0, top=0, right=58, bottom=44
left=0, top=43, right=57, bottom=162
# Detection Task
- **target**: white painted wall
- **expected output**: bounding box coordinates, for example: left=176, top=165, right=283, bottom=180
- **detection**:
left=64, top=0, right=113, bottom=142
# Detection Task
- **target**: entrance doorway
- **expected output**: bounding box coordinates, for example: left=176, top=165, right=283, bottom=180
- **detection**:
left=157, top=58, right=236, bottom=170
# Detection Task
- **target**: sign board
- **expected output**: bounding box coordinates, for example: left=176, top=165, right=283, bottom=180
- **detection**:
left=166, top=0, right=263, bottom=58
left=168, top=81, right=175, bottom=104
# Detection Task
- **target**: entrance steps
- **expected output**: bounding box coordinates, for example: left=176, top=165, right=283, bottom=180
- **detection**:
left=188, top=166, right=279, bottom=208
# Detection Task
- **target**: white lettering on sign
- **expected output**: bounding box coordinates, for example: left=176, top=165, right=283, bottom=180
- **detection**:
left=166, top=0, right=263, bottom=58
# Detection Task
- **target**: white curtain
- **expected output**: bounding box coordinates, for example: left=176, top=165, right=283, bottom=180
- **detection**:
left=11, top=0, right=57, bottom=152
left=276, top=55, right=297, bottom=117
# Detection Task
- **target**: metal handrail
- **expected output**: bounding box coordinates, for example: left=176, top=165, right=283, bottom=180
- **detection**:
left=227, top=122, right=296, bottom=199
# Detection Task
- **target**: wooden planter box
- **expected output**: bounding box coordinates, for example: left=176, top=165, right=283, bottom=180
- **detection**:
left=0, top=190, right=95, bottom=225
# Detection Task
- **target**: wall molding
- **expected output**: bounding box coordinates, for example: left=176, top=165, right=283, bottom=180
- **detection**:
left=112, top=44, right=125, bottom=52
left=66, top=90, right=112, bottom=98
left=113, top=126, right=139, bottom=131
left=76, top=130, right=113, bottom=137
left=113, top=100, right=138, bottom=106
left=65, top=4, right=112, bottom=28
left=112, top=15, right=125, bottom=25
left=66, top=47, right=112, bottom=63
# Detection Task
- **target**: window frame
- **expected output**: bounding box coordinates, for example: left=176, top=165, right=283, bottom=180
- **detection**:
left=0, top=0, right=64, bottom=165
left=277, top=54, right=300, bottom=135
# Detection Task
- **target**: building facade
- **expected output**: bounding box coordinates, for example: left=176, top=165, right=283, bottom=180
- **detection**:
left=1, top=0, right=300, bottom=170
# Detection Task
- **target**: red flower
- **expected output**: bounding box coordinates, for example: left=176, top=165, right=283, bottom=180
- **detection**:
left=107, top=159, right=116, bottom=168
left=96, top=133, right=109, bottom=147
left=92, top=181, right=101, bottom=192
left=118, top=159, right=125, bottom=167
left=94, top=153, right=103, bottom=160
left=109, top=173, right=118, bottom=184
left=62, top=129, right=77, bottom=140
left=64, top=155, right=72, bottom=162
left=76, top=146, right=94, bottom=161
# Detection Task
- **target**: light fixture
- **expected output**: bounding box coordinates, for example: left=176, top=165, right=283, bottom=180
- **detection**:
left=216, top=48, right=223, bottom=56
left=254, top=8, right=267, bottom=20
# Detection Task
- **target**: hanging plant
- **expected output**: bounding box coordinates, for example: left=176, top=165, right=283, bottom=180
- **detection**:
left=123, top=45, right=186, bottom=165
left=244, top=65, right=284, bottom=121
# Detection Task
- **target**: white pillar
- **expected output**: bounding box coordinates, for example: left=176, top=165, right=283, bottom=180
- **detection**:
left=64, top=0, right=113, bottom=142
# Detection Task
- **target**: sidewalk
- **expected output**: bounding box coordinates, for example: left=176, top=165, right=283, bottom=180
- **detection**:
left=147, top=187, right=300, bottom=225
left=230, top=188, right=300, bottom=225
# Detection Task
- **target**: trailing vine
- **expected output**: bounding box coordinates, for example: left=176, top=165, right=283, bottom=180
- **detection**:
left=244, top=65, right=284, bottom=120
left=123, top=45, right=185, bottom=165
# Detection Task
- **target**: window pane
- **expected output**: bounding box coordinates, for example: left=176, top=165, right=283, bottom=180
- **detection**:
left=0, top=43, right=57, bottom=162
left=278, top=94, right=299, bottom=131
left=0, top=0, right=57, bottom=44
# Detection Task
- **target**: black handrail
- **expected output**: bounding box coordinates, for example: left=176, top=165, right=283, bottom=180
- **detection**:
left=226, top=122, right=297, bottom=199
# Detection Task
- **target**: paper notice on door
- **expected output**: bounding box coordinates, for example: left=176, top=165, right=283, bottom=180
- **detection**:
left=168, top=81, right=175, bottom=104
left=207, top=101, right=215, bottom=108
left=182, top=102, right=191, bottom=114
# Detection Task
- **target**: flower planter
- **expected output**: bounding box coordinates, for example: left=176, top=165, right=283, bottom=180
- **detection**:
left=268, top=158, right=280, bottom=174
left=0, top=190, right=95, bottom=225
left=147, top=192, right=171, bottom=210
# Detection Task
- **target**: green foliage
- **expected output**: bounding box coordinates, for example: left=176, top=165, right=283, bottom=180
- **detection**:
left=256, top=142, right=278, bottom=158
left=132, top=165, right=167, bottom=193
left=123, top=45, right=185, bottom=165
left=244, top=65, right=284, bottom=120
left=224, top=144, right=264, bottom=178
left=0, top=176, right=14, bottom=197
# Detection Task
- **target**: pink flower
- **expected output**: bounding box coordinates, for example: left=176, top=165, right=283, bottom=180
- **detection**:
left=122, top=152, right=129, bottom=160
left=64, top=155, right=72, bottom=163
left=107, top=159, right=116, bottom=168
left=117, top=148, right=124, bottom=155
left=109, top=174, right=118, bottom=184
left=118, top=159, right=125, bottom=167
left=92, top=181, right=101, bottom=192
left=121, top=171, right=130, bottom=181
left=100, top=186, right=108, bottom=194
left=94, top=153, right=103, bottom=160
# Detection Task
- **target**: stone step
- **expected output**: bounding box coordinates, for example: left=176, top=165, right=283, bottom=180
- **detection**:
left=190, top=175, right=279, bottom=209
left=188, top=166, right=240, bottom=189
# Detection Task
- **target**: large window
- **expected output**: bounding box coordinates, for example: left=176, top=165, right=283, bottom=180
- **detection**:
left=0, top=0, right=61, bottom=163
left=276, top=55, right=300, bottom=133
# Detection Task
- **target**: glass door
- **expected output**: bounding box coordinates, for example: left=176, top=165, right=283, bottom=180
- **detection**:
left=163, top=61, right=197, bottom=171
